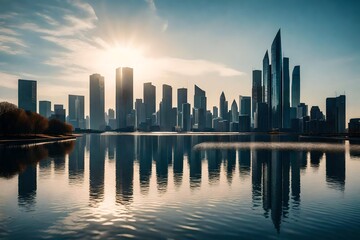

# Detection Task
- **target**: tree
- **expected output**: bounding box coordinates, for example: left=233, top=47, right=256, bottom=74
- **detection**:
left=0, top=102, right=17, bottom=117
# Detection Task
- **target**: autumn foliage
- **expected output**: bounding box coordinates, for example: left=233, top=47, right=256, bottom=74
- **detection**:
left=0, top=102, right=73, bottom=135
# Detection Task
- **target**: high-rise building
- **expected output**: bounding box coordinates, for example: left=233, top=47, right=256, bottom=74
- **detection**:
left=292, top=66, right=300, bottom=108
left=135, top=99, right=146, bottom=128
left=39, top=100, right=51, bottom=118
left=219, top=92, right=227, bottom=119
left=252, top=70, right=262, bottom=124
left=271, top=29, right=283, bottom=130
left=263, top=51, right=271, bottom=107
left=160, top=84, right=172, bottom=131
left=108, top=108, right=116, bottom=130
left=282, top=57, right=290, bottom=128
left=182, top=103, right=191, bottom=131
left=230, top=100, right=238, bottom=123
left=52, top=104, right=66, bottom=122
left=108, top=108, right=115, bottom=119
left=116, top=67, right=133, bottom=129
left=68, top=95, right=85, bottom=129
left=89, top=74, right=105, bottom=130
left=239, top=96, right=251, bottom=116
left=18, top=79, right=36, bottom=112
left=310, top=106, right=323, bottom=120
left=213, top=106, right=218, bottom=118
left=326, top=95, right=346, bottom=133
left=177, top=88, right=187, bottom=126
left=143, top=82, right=156, bottom=121
left=193, top=85, right=207, bottom=130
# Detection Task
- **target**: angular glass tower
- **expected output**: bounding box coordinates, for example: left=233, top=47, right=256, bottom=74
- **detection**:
left=68, top=95, right=85, bottom=129
left=89, top=74, right=105, bottom=130
left=282, top=57, right=290, bottom=128
left=143, top=82, right=156, bottom=121
left=116, top=67, right=134, bottom=129
left=160, top=84, right=172, bottom=131
left=194, top=85, right=206, bottom=130
left=18, top=79, right=37, bottom=112
left=291, top=66, right=300, bottom=108
left=252, top=70, right=262, bottom=125
left=219, top=92, right=227, bottom=119
left=270, top=29, right=282, bottom=130
left=262, top=51, right=271, bottom=106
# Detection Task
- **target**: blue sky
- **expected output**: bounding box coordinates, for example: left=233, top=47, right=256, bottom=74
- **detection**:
left=0, top=0, right=359, bottom=121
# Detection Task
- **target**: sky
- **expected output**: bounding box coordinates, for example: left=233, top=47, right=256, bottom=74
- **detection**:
left=0, top=0, right=359, bottom=122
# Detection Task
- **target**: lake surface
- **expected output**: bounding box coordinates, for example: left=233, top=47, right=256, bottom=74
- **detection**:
left=1, top=133, right=360, bottom=239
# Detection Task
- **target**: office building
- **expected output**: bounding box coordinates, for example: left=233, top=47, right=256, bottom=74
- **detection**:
left=116, top=67, right=133, bottom=129
left=160, top=84, right=172, bottom=131
left=89, top=73, right=105, bottom=130
left=177, top=88, right=187, bottom=126
left=143, top=82, right=156, bottom=121
left=282, top=57, right=290, bottom=128
left=182, top=103, right=191, bottom=131
left=193, top=85, right=207, bottom=130
left=135, top=99, right=146, bottom=128
left=239, top=96, right=251, bottom=116
left=326, top=95, right=346, bottom=133
left=230, top=100, right=238, bottom=123
left=252, top=70, right=262, bottom=124
left=39, top=100, right=51, bottom=118
left=271, top=29, right=282, bottom=130
left=68, top=95, right=85, bottom=129
left=292, top=66, right=300, bottom=108
left=18, top=79, right=37, bottom=112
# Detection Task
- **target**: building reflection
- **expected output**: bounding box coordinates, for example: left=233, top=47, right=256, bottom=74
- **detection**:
left=89, top=134, right=105, bottom=205
left=173, top=136, right=184, bottom=188
left=138, top=135, right=153, bottom=195
left=238, top=149, right=251, bottom=179
left=68, top=136, right=85, bottom=184
left=116, top=135, right=134, bottom=205
left=189, top=136, right=202, bottom=189
left=325, top=147, right=345, bottom=191
left=18, top=164, right=37, bottom=210
left=155, top=136, right=170, bottom=193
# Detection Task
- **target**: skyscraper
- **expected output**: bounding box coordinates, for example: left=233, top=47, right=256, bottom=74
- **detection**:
left=68, top=95, right=85, bottom=129
left=263, top=51, right=271, bottom=106
left=292, top=66, right=300, bottom=108
left=182, top=103, right=191, bottom=131
left=39, top=100, right=51, bottom=118
left=239, top=96, right=251, bottom=116
left=177, top=88, right=187, bottom=126
left=271, top=29, right=283, bottom=130
left=160, top=84, right=172, bottom=131
left=326, top=95, right=346, bottom=133
left=282, top=57, right=290, bottom=128
left=18, top=79, right=36, bottom=112
left=219, top=91, right=227, bottom=119
left=252, top=70, right=262, bottom=125
left=213, top=106, right=218, bottom=118
left=116, top=67, right=133, bottom=129
left=193, top=85, right=207, bottom=130
left=89, top=73, right=105, bottom=130
left=230, top=100, right=238, bottom=123
left=135, top=99, right=146, bottom=127
left=143, top=82, right=156, bottom=121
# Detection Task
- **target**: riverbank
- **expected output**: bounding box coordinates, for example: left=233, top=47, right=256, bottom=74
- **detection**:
left=0, top=134, right=79, bottom=146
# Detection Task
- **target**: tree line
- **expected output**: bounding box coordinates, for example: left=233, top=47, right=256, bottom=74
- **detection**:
left=0, top=102, right=73, bottom=135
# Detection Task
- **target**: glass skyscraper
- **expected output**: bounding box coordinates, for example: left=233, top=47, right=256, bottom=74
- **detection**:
left=116, top=67, right=134, bottom=129
left=282, top=57, right=290, bottom=128
left=18, top=79, right=37, bottom=112
left=89, top=73, right=105, bottom=130
left=291, top=66, right=300, bottom=108
left=270, top=29, right=282, bottom=130
left=143, top=82, right=156, bottom=121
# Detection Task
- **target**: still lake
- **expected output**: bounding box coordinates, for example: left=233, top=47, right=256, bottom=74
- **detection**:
left=1, top=133, right=360, bottom=239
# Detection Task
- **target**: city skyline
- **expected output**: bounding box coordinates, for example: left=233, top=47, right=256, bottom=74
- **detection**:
left=0, top=0, right=359, bottom=123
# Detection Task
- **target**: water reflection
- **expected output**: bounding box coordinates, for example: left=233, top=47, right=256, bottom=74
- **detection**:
left=1, top=134, right=357, bottom=234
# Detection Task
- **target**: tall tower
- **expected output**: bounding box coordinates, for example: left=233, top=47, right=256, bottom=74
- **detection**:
left=143, top=82, right=156, bottom=121
left=193, top=85, right=206, bottom=130
left=18, top=79, right=37, bottom=112
left=252, top=70, right=262, bottom=125
left=270, top=29, right=283, bottom=130
left=219, top=91, right=227, bottom=119
left=282, top=57, right=290, bottom=128
left=291, top=66, right=300, bottom=108
left=68, top=95, right=85, bottom=129
left=160, top=84, right=172, bottom=131
left=89, top=74, right=105, bottom=130
left=116, top=67, right=133, bottom=129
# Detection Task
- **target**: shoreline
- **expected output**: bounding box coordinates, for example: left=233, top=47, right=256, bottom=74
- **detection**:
left=0, top=134, right=79, bottom=146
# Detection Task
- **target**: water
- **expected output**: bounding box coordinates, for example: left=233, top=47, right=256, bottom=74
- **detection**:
left=1, top=133, right=360, bottom=239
